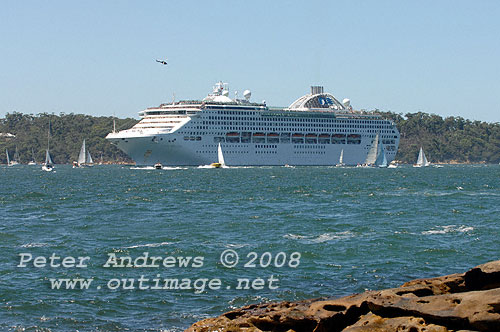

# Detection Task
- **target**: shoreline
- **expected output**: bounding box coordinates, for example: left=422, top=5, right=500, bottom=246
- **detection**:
left=187, top=260, right=500, bottom=332
left=2, top=162, right=499, bottom=166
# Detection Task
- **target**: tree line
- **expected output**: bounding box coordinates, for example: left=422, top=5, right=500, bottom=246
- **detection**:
left=1, top=111, right=499, bottom=164
left=380, top=111, right=500, bottom=163
left=0, top=112, right=137, bottom=164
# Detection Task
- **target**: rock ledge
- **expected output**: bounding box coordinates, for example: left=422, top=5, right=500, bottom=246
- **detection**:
left=186, top=260, right=500, bottom=332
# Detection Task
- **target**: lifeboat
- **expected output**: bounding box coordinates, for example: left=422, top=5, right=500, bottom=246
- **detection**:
left=226, top=132, right=239, bottom=137
left=253, top=132, right=265, bottom=137
left=319, top=134, right=330, bottom=138
left=292, top=133, right=304, bottom=138
left=267, top=133, right=279, bottom=137
left=305, top=133, right=317, bottom=138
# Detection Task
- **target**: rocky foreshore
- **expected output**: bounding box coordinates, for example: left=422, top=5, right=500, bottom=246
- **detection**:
left=187, top=260, right=500, bottom=332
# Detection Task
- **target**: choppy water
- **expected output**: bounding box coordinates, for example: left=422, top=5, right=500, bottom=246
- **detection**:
left=1, top=164, right=499, bottom=331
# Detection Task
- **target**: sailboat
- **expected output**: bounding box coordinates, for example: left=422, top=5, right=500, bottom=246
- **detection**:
left=42, top=121, right=54, bottom=172
left=364, top=133, right=387, bottom=167
left=388, top=161, right=398, bottom=168
left=75, top=139, right=94, bottom=168
left=209, top=143, right=226, bottom=168
left=6, top=149, right=11, bottom=166
left=42, top=149, right=54, bottom=172
left=336, top=149, right=345, bottom=167
left=379, top=148, right=388, bottom=168
left=413, top=147, right=431, bottom=167
left=6, top=148, right=19, bottom=166
left=28, top=148, right=37, bottom=165
left=12, top=147, right=20, bottom=165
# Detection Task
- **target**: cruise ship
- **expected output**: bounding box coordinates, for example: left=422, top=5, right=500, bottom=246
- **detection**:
left=106, top=82, right=400, bottom=166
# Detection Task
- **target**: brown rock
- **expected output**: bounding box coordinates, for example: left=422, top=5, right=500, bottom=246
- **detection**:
left=464, top=260, right=500, bottom=291
left=186, top=294, right=376, bottom=332
left=399, top=273, right=466, bottom=296
left=366, top=288, right=500, bottom=331
left=186, top=260, right=500, bottom=332
left=341, top=313, right=450, bottom=332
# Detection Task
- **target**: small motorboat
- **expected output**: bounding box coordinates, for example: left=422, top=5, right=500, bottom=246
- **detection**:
left=154, top=163, right=163, bottom=169
left=210, top=162, right=222, bottom=168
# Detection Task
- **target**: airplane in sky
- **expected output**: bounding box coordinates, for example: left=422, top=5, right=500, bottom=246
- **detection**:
left=156, top=58, right=168, bottom=65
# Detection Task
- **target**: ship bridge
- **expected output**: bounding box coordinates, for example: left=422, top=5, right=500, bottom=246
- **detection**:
left=288, top=86, right=350, bottom=111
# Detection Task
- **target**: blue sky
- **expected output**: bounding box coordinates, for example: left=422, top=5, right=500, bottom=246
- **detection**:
left=1, top=1, right=499, bottom=122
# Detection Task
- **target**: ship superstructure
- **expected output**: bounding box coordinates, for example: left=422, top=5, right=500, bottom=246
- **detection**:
left=106, top=82, right=400, bottom=166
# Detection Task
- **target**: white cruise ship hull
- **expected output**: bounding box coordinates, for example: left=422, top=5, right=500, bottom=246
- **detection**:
left=107, top=83, right=400, bottom=166
left=107, top=132, right=397, bottom=166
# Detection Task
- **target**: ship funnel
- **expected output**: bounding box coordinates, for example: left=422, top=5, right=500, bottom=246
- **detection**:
left=311, top=86, right=324, bottom=95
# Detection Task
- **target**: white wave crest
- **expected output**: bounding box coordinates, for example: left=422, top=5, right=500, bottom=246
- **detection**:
left=225, top=243, right=248, bottom=249
left=284, top=231, right=354, bottom=243
left=125, top=241, right=172, bottom=249
left=422, top=225, right=473, bottom=235
left=21, top=243, right=48, bottom=248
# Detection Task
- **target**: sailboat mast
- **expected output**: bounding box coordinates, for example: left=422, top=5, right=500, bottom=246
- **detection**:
left=47, top=120, right=51, bottom=151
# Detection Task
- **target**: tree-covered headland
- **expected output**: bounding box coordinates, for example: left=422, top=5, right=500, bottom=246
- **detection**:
left=380, top=111, right=500, bottom=163
left=1, top=111, right=499, bottom=164
left=0, top=113, right=137, bottom=164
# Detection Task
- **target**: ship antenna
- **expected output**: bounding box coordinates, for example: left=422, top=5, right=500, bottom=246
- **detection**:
left=112, top=112, right=116, bottom=133
left=172, top=93, right=176, bottom=105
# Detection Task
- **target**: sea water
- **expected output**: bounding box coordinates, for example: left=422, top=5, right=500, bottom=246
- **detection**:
left=0, top=165, right=499, bottom=331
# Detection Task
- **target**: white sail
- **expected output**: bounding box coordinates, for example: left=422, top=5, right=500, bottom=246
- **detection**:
left=336, top=149, right=345, bottom=167
left=365, top=133, right=388, bottom=167
left=45, top=149, right=53, bottom=165
left=378, top=147, right=388, bottom=168
left=365, top=133, right=380, bottom=165
left=42, top=121, right=54, bottom=171
left=217, top=143, right=225, bottom=166
left=415, top=147, right=430, bottom=167
left=6, top=148, right=19, bottom=165
left=78, top=140, right=86, bottom=165
left=77, top=139, right=93, bottom=166
left=376, top=140, right=387, bottom=167
left=416, top=147, right=424, bottom=165
left=87, top=150, right=93, bottom=164
left=423, top=150, right=430, bottom=166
